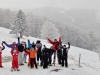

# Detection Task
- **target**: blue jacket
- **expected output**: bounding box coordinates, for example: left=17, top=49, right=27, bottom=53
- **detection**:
left=4, top=39, right=20, bottom=50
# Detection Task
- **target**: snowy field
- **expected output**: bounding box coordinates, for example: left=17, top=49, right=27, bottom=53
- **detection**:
left=0, top=27, right=100, bottom=75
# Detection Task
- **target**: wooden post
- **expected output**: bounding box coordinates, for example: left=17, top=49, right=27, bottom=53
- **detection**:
left=78, top=54, right=81, bottom=67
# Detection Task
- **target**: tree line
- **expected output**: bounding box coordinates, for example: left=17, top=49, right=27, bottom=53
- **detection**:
left=0, top=8, right=100, bottom=52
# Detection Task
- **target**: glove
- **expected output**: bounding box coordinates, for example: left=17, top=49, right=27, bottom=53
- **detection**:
left=68, top=42, right=70, bottom=45
left=46, top=37, right=49, bottom=39
left=2, top=41, right=5, bottom=44
left=1, top=42, right=3, bottom=45
left=28, top=39, right=30, bottom=42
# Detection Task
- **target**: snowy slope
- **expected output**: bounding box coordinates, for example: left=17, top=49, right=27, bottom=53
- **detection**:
left=0, top=27, right=100, bottom=75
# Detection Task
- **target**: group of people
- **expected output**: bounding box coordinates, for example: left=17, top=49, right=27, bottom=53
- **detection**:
left=0, top=36, right=70, bottom=71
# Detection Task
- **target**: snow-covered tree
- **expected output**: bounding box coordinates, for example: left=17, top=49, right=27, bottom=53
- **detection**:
left=41, top=21, right=60, bottom=39
left=10, top=10, right=28, bottom=38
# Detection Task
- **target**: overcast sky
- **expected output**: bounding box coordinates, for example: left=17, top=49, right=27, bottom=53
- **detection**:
left=0, top=0, right=100, bottom=10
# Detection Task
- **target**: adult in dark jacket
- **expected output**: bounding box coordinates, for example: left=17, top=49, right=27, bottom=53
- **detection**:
left=62, top=42, right=70, bottom=67
left=36, top=40, right=42, bottom=65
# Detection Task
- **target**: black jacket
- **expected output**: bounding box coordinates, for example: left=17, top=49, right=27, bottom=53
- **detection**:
left=18, top=44, right=24, bottom=52
left=42, top=47, right=49, bottom=57
left=62, top=48, right=69, bottom=56
left=36, top=43, right=42, bottom=54
left=62, top=42, right=70, bottom=57
left=48, top=48, right=53, bottom=56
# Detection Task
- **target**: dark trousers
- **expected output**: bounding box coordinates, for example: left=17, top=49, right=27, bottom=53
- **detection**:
left=48, top=55, right=52, bottom=65
left=37, top=53, right=42, bottom=65
left=57, top=50, right=62, bottom=64
left=62, top=56, right=68, bottom=67
left=57, top=54, right=62, bottom=64
left=42, top=55, right=48, bottom=69
left=30, top=58, right=37, bottom=68
left=37, top=53, right=42, bottom=61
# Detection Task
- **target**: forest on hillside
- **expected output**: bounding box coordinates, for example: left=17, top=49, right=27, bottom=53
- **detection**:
left=0, top=7, right=100, bottom=51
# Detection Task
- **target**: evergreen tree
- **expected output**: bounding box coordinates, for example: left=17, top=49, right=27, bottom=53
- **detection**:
left=10, top=10, right=28, bottom=38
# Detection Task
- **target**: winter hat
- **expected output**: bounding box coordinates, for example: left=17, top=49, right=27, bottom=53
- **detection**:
left=30, top=48, right=35, bottom=51
left=43, top=45, right=46, bottom=48
left=36, top=40, right=41, bottom=44
left=12, top=42, right=16, bottom=45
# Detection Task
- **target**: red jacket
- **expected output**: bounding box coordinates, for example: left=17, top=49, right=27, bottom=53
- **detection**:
left=11, top=49, right=19, bottom=61
left=10, top=45, right=19, bottom=55
left=47, top=36, right=61, bottom=51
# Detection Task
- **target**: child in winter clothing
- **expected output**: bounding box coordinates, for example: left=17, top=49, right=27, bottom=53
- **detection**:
left=26, top=48, right=38, bottom=69
left=0, top=42, right=5, bottom=68
left=36, top=40, right=42, bottom=65
left=11, top=49, right=19, bottom=71
left=23, top=42, right=28, bottom=63
left=48, top=46, right=54, bottom=66
left=62, top=42, right=70, bottom=67
left=27, top=40, right=38, bottom=69
left=42, top=45, right=49, bottom=69
left=3, top=37, right=20, bottom=71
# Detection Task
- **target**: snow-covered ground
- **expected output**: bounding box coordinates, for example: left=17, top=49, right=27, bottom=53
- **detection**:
left=0, top=27, right=100, bottom=75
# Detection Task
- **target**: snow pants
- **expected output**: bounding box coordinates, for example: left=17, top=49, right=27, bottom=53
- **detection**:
left=28, top=58, right=34, bottom=67
left=42, top=55, right=48, bottom=69
left=57, top=50, right=62, bottom=65
left=12, top=55, right=19, bottom=69
left=48, top=54, right=52, bottom=65
left=30, top=58, right=37, bottom=68
left=37, top=53, right=42, bottom=64
left=0, top=52, right=2, bottom=67
left=62, top=56, right=68, bottom=67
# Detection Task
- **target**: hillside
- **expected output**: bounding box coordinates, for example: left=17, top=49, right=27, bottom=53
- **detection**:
left=31, top=7, right=100, bottom=34
left=0, top=8, right=100, bottom=51
left=0, top=27, right=100, bottom=75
